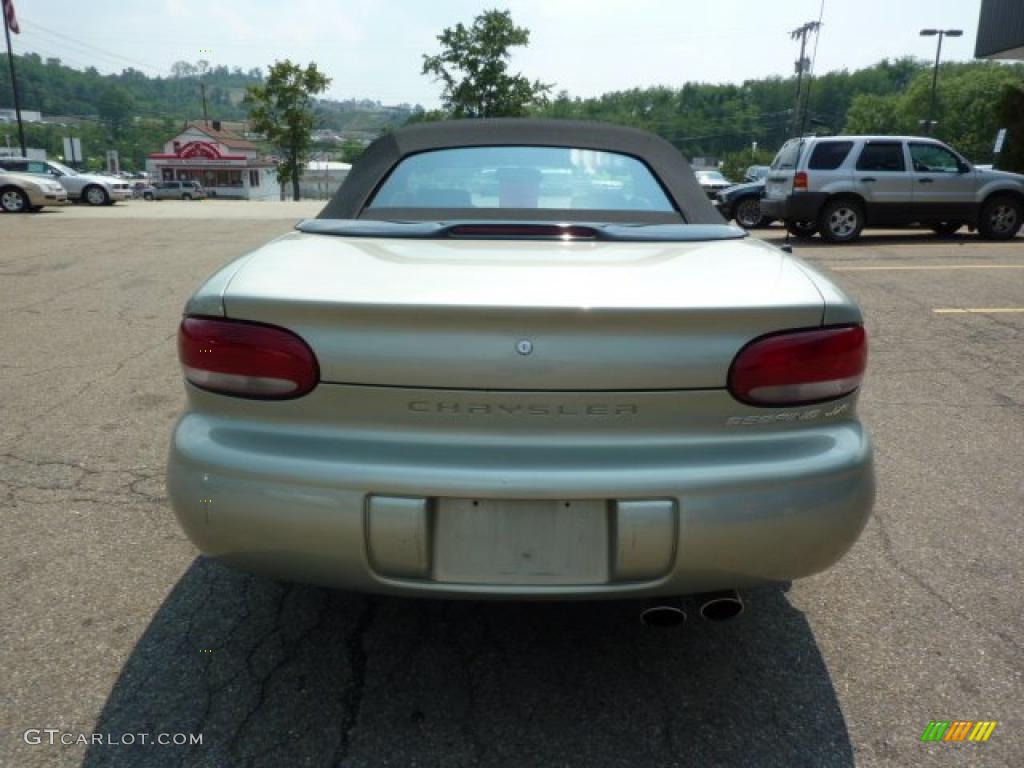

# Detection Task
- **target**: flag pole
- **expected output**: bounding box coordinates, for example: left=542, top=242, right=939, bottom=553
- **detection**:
left=2, top=3, right=27, bottom=157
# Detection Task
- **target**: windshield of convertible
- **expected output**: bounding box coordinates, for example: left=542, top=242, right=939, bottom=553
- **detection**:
left=366, top=146, right=677, bottom=216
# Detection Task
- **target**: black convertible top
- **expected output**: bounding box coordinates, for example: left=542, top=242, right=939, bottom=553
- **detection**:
left=315, top=118, right=725, bottom=225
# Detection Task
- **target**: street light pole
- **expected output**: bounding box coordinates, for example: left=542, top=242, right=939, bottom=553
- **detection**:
left=920, top=28, right=962, bottom=136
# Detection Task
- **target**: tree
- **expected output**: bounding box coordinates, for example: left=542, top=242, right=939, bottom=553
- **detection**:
left=97, top=86, right=137, bottom=139
left=720, top=148, right=777, bottom=184
left=404, top=107, right=448, bottom=125
left=339, top=138, right=367, bottom=164
left=245, top=60, right=331, bottom=201
left=901, top=65, right=1022, bottom=159
left=422, top=9, right=552, bottom=118
left=842, top=63, right=1024, bottom=161
left=170, top=60, right=197, bottom=79
left=843, top=93, right=909, bottom=135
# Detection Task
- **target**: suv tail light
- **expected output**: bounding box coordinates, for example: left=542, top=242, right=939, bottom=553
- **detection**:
left=793, top=171, right=809, bottom=191
left=178, top=316, right=319, bottom=399
left=728, top=325, right=867, bottom=406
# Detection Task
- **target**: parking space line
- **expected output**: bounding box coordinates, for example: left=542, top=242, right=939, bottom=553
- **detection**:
left=829, top=265, right=1024, bottom=272
left=933, top=308, right=1024, bottom=314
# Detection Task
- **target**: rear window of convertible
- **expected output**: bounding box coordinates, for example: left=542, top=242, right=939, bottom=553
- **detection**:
left=366, top=146, right=675, bottom=212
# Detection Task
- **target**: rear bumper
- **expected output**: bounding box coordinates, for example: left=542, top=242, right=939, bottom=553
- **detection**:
left=760, top=192, right=828, bottom=222
left=167, top=406, right=875, bottom=599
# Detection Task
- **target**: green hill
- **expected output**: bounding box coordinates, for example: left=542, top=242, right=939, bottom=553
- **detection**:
left=0, top=55, right=415, bottom=169
left=3, top=52, right=1021, bottom=173
left=538, top=58, right=1024, bottom=165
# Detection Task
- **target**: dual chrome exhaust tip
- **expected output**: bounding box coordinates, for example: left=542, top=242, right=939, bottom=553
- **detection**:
left=638, top=604, right=689, bottom=628
left=639, top=590, right=744, bottom=627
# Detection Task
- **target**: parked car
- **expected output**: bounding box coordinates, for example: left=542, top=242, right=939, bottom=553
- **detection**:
left=716, top=179, right=772, bottom=228
left=145, top=180, right=206, bottom=200
left=694, top=169, right=735, bottom=199
left=713, top=166, right=778, bottom=229
left=744, top=165, right=771, bottom=182
left=0, top=170, right=68, bottom=212
left=0, top=157, right=132, bottom=205
left=167, top=119, right=874, bottom=615
left=761, top=135, right=1024, bottom=242
left=133, top=182, right=155, bottom=199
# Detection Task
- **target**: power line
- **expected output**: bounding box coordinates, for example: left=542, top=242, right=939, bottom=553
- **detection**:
left=8, top=35, right=95, bottom=72
left=14, top=37, right=155, bottom=78
left=17, top=16, right=166, bottom=74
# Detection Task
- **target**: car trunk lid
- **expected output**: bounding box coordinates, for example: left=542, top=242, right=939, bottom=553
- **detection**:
left=220, top=232, right=824, bottom=390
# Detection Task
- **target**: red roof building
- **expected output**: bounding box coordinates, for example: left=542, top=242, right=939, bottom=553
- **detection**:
left=146, top=122, right=279, bottom=200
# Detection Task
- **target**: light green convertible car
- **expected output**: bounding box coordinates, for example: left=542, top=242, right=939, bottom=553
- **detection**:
left=168, top=120, right=874, bottom=624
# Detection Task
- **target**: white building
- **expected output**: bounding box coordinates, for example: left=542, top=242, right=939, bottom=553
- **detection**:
left=0, top=108, right=42, bottom=123
left=300, top=159, right=352, bottom=200
left=0, top=146, right=46, bottom=161
left=146, top=122, right=278, bottom=200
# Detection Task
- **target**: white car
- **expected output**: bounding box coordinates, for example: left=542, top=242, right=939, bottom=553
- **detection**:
left=695, top=169, right=735, bottom=199
left=0, top=158, right=132, bottom=205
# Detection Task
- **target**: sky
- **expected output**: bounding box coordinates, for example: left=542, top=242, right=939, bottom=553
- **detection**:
left=8, top=0, right=985, bottom=107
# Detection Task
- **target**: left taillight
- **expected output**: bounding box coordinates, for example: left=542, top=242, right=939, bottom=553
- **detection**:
left=178, top=316, right=319, bottom=399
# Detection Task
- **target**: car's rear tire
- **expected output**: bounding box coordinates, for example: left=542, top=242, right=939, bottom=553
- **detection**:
left=978, top=195, right=1023, bottom=240
left=931, top=222, right=963, bottom=237
left=0, top=187, right=28, bottom=213
left=182, top=193, right=192, bottom=201
left=734, top=197, right=762, bottom=229
left=143, top=192, right=154, bottom=201
left=84, top=185, right=109, bottom=206
left=785, top=219, right=817, bottom=239
left=819, top=199, right=864, bottom=243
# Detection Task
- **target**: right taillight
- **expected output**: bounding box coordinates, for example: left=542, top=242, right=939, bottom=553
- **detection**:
left=728, top=325, right=867, bottom=406
left=793, top=171, right=809, bottom=191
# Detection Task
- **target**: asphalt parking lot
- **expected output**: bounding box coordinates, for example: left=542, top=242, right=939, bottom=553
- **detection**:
left=2, top=201, right=1022, bottom=767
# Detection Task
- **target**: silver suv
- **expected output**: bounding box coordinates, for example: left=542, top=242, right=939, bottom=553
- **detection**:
left=761, top=136, right=1024, bottom=242
left=144, top=180, right=206, bottom=201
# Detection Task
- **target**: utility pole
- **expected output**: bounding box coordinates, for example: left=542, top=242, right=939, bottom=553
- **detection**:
left=789, top=21, right=821, bottom=137
left=919, top=29, right=962, bottom=136
left=2, top=0, right=27, bottom=157
left=200, top=82, right=210, bottom=127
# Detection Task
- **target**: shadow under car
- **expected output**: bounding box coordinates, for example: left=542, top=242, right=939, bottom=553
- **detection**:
left=83, top=559, right=854, bottom=768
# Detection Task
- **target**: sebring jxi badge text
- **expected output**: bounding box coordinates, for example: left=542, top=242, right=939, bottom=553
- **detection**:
left=726, top=403, right=850, bottom=426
